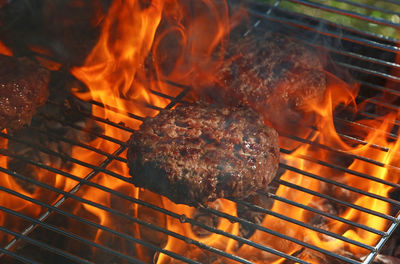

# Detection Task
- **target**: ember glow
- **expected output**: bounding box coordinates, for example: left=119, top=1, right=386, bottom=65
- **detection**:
left=0, top=40, right=12, bottom=56
left=0, top=0, right=399, bottom=263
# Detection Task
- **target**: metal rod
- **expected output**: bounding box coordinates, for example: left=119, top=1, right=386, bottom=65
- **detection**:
left=0, top=248, right=39, bottom=264
left=362, top=212, right=400, bottom=264
left=330, top=0, right=400, bottom=16
left=267, top=190, right=387, bottom=235
left=247, top=8, right=399, bottom=53
left=0, top=164, right=278, bottom=264
left=286, top=0, right=400, bottom=29
left=303, top=41, right=400, bottom=71
left=0, top=204, right=197, bottom=264
left=0, top=227, right=95, bottom=264
left=0, top=132, right=127, bottom=182
left=280, top=147, right=400, bottom=190
left=276, top=179, right=396, bottom=223
left=88, top=100, right=145, bottom=122
left=233, top=199, right=376, bottom=250
left=204, top=206, right=362, bottom=264
left=1, top=142, right=127, bottom=256
left=356, top=81, right=400, bottom=98
left=40, top=113, right=127, bottom=146
left=280, top=163, right=400, bottom=212
left=337, top=62, right=400, bottom=83
left=28, top=125, right=127, bottom=163
left=0, top=150, right=378, bottom=263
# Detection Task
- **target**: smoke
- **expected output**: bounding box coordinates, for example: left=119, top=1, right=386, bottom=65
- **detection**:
left=0, top=0, right=111, bottom=65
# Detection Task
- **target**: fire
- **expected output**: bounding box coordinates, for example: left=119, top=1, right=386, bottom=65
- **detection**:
left=0, top=0, right=398, bottom=263
left=0, top=40, right=12, bottom=56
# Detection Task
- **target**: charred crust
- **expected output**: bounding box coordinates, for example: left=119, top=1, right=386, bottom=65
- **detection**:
left=127, top=102, right=280, bottom=206
left=212, top=31, right=327, bottom=133
left=0, top=55, right=50, bottom=132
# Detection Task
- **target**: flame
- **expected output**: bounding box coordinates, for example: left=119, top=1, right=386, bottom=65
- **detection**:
left=0, top=40, right=12, bottom=56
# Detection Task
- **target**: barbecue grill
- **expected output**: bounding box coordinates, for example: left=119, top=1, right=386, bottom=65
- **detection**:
left=0, top=0, right=399, bottom=263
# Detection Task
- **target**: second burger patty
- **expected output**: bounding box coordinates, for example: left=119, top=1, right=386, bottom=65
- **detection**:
left=0, top=55, right=50, bottom=132
left=127, top=102, right=279, bottom=206
left=210, top=31, right=327, bottom=134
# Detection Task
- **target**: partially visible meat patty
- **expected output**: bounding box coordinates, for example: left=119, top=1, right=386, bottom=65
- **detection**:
left=212, top=32, right=326, bottom=134
left=127, top=102, right=279, bottom=206
left=0, top=55, right=50, bottom=131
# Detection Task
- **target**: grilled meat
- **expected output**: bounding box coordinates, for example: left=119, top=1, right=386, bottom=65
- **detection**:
left=127, top=102, right=279, bottom=206
left=211, top=31, right=326, bottom=134
left=0, top=55, right=50, bottom=131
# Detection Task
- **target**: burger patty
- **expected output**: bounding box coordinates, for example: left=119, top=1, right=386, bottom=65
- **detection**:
left=0, top=55, right=50, bottom=131
left=212, top=31, right=326, bottom=133
left=127, top=102, right=279, bottom=206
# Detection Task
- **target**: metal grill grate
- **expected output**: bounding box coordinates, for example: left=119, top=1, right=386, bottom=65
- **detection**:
left=0, top=0, right=399, bottom=263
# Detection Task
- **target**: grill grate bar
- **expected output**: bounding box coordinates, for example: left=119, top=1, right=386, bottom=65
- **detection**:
left=359, top=111, right=400, bottom=128
left=0, top=226, right=94, bottom=264
left=286, top=0, right=400, bottom=29
left=358, top=96, right=400, bottom=112
left=280, top=146, right=400, bottom=190
left=88, top=100, right=145, bottom=122
left=55, top=97, right=400, bottom=171
left=356, top=81, right=400, bottom=98
left=0, top=248, right=39, bottom=264
left=47, top=97, right=398, bottom=175
left=204, top=206, right=362, bottom=264
left=27, top=125, right=127, bottom=163
left=331, top=0, right=400, bottom=16
left=276, top=179, right=397, bottom=223
left=1, top=149, right=385, bottom=263
left=280, top=163, right=400, bottom=214
left=61, top=97, right=400, bottom=174
left=1, top=206, right=149, bottom=264
left=78, top=110, right=137, bottom=133
left=233, top=199, right=376, bottom=250
left=0, top=194, right=200, bottom=264
left=272, top=4, right=399, bottom=44
left=0, top=151, right=294, bottom=263
left=149, top=89, right=178, bottom=100
left=0, top=164, right=291, bottom=264
left=280, top=134, right=397, bottom=177
left=73, top=98, right=400, bottom=174
left=40, top=114, right=127, bottom=146
left=363, top=214, right=400, bottom=264
left=337, top=62, right=400, bottom=83
left=0, top=132, right=126, bottom=182
left=1, top=101, right=396, bottom=262
left=0, top=140, right=127, bottom=258
left=334, top=115, right=400, bottom=142
left=248, top=9, right=399, bottom=53
left=44, top=100, right=139, bottom=132
left=305, top=41, right=400, bottom=70
left=276, top=178, right=397, bottom=224
left=267, top=189, right=387, bottom=236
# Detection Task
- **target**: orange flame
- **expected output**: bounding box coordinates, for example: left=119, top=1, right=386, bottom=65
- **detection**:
left=0, top=40, right=12, bottom=56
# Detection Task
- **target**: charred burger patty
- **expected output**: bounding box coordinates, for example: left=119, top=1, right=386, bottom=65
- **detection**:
left=212, top=31, right=326, bottom=133
left=127, top=102, right=279, bottom=206
left=0, top=54, right=50, bottom=132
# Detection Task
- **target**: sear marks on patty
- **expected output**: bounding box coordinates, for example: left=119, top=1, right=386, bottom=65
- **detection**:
left=212, top=31, right=326, bottom=134
left=0, top=54, right=50, bottom=132
left=127, top=101, right=279, bottom=206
